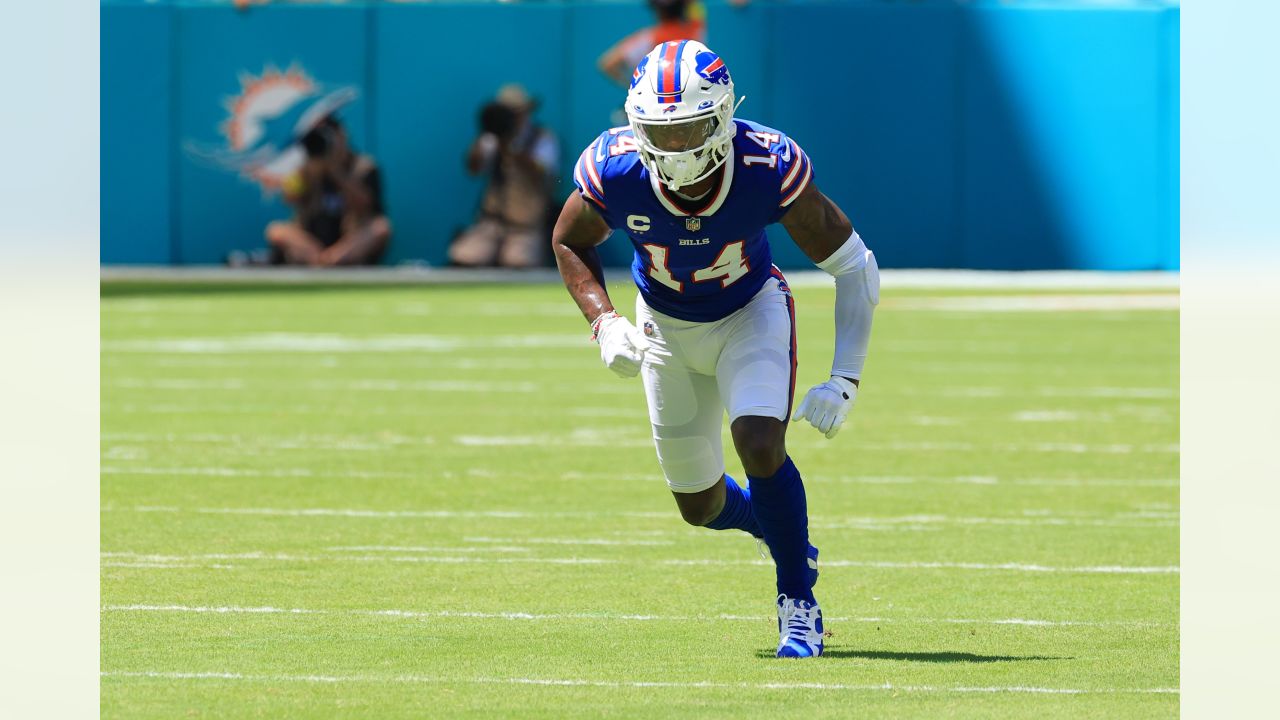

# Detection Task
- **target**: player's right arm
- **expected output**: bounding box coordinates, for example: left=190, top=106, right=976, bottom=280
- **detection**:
left=552, top=191, right=614, bottom=323
left=552, top=191, right=650, bottom=378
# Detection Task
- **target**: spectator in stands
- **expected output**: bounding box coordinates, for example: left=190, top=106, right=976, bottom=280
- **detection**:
left=259, top=114, right=391, bottom=267
left=598, top=0, right=707, bottom=88
left=449, top=84, right=560, bottom=269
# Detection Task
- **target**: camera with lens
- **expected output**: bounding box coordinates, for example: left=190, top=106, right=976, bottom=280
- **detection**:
left=301, top=117, right=341, bottom=159
left=478, top=102, right=519, bottom=142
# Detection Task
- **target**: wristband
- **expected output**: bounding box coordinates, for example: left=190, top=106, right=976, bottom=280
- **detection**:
left=590, top=311, right=619, bottom=343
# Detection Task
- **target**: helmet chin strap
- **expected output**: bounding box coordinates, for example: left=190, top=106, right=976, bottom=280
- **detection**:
left=658, top=142, right=725, bottom=190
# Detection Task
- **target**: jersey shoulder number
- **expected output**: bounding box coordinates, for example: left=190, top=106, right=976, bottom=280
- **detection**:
left=735, top=120, right=814, bottom=209
left=573, top=127, right=641, bottom=212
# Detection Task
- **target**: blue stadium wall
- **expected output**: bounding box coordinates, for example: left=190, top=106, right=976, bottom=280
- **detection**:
left=101, top=0, right=1180, bottom=270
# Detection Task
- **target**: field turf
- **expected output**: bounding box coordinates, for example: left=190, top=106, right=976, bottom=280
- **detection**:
left=101, top=278, right=1179, bottom=718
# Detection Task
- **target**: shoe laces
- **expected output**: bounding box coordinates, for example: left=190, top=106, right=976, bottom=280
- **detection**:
left=777, top=595, right=819, bottom=637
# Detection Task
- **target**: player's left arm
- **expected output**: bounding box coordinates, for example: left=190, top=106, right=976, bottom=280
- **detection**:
left=780, top=182, right=880, bottom=438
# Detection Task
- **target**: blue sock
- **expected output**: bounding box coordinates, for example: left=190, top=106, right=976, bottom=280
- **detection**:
left=704, top=474, right=763, bottom=538
left=747, top=456, right=814, bottom=603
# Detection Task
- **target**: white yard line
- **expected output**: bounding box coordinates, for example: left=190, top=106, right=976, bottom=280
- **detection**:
left=103, top=376, right=1177, bottom=401
left=789, top=440, right=1179, bottom=454
left=100, top=551, right=1179, bottom=575
left=102, top=432, right=437, bottom=450
left=461, top=537, right=676, bottom=547
left=104, top=504, right=1178, bottom=526
left=101, top=333, right=588, bottom=354
left=811, top=515, right=1176, bottom=530
left=104, top=505, right=671, bottom=519
left=102, top=433, right=1176, bottom=456
left=101, top=466, right=420, bottom=480
left=100, top=604, right=1171, bottom=628
left=326, top=546, right=532, bottom=554
left=99, top=669, right=1178, bottom=695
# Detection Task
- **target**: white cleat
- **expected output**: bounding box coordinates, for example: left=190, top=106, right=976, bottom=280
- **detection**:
left=776, top=594, right=824, bottom=658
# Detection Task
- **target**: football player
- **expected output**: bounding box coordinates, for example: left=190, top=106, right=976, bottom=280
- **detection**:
left=552, top=40, right=879, bottom=658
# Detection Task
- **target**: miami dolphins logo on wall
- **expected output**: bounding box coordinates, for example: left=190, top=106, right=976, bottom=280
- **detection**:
left=185, top=63, right=357, bottom=193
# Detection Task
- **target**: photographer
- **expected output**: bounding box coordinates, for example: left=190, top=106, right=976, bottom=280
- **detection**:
left=449, top=84, right=559, bottom=268
left=264, top=115, right=391, bottom=267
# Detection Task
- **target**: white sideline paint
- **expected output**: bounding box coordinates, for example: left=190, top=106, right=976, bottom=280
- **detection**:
left=100, top=267, right=1178, bottom=290
left=99, top=669, right=1179, bottom=695
left=100, top=604, right=1171, bottom=628
left=886, top=294, right=1179, bottom=312
left=101, top=551, right=1179, bottom=575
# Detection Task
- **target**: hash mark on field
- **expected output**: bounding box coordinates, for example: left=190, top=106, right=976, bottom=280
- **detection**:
left=100, top=670, right=1178, bottom=695
left=101, top=604, right=1173, bottom=628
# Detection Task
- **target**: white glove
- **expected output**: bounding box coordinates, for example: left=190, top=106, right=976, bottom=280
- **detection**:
left=791, top=376, right=858, bottom=439
left=592, top=311, right=650, bottom=378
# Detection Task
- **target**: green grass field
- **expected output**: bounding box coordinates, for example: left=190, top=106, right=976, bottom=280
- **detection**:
left=101, top=278, right=1179, bottom=718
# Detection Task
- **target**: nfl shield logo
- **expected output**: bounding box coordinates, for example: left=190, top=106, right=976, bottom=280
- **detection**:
left=685, top=217, right=702, bottom=232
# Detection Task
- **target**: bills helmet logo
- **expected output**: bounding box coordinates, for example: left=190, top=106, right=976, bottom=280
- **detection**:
left=695, top=51, right=731, bottom=86
left=630, top=56, right=650, bottom=90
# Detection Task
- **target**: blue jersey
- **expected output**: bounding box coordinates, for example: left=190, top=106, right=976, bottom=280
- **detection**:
left=572, top=119, right=815, bottom=322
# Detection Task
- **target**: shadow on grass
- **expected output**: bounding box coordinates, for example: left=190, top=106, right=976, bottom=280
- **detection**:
left=756, top=649, right=1069, bottom=663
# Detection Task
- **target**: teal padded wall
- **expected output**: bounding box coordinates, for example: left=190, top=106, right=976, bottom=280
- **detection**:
left=101, top=0, right=1180, bottom=270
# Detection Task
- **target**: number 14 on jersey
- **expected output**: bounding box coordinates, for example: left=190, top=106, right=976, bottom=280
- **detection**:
left=642, top=240, right=751, bottom=292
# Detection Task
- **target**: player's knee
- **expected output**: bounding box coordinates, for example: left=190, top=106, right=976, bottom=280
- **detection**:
left=731, top=417, right=787, bottom=477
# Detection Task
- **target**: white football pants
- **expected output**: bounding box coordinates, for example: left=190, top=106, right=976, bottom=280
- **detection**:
left=635, top=270, right=797, bottom=494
